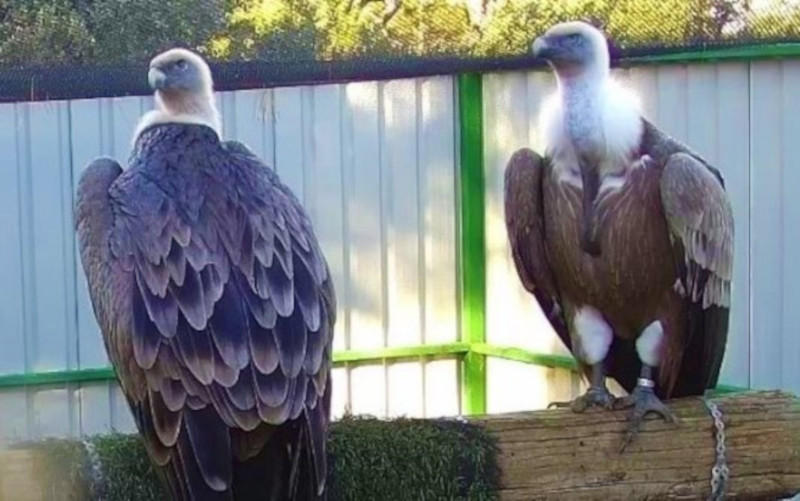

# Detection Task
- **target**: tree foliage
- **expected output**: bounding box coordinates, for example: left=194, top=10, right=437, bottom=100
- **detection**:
left=0, top=0, right=798, bottom=67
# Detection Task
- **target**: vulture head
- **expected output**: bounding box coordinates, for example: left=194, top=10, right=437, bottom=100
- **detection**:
left=134, top=48, right=222, bottom=141
left=532, top=21, right=610, bottom=80
left=148, top=48, right=212, bottom=95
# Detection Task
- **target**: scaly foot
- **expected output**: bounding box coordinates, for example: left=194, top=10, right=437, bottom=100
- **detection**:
left=547, top=386, right=617, bottom=413
left=615, top=385, right=678, bottom=452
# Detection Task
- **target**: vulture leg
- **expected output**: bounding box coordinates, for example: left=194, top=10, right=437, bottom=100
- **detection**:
left=615, top=365, right=678, bottom=452
left=547, top=363, right=616, bottom=412
left=549, top=306, right=616, bottom=411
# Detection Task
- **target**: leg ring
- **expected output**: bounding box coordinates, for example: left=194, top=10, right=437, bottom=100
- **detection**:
left=637, top=377, right=655, bottom=389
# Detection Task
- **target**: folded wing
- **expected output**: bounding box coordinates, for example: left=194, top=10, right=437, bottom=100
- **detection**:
left=504, top=148, right=570, bottom=351
left=76, top=128, right=334, bottom=500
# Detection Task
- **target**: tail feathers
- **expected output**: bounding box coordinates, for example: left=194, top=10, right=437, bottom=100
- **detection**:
left=232, top=414, right=327, bottom=501
left=604, top=304, right=730, bottom=400
left=164, top=407, right=234, bottom=501
left=129, top=389, right=328, bottom=500
left=305, top=382, right=331, bottom=497
left=671, top=303, right=730, bottom=398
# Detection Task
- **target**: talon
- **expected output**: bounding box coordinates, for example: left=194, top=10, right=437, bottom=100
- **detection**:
left=617, top=385, right=679, bottom=453
left=547, top=386, right=617, bottom=413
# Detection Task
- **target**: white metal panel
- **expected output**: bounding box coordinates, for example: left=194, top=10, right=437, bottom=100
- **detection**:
left=420, top=77, right=459, bottom=345
left=225, top=89, right=276, bottom=165
left=750, top=61, right=784, bottom=391
left=350, top=364, right=387, bottom=417
left=310, top=84, right=347, bottom=353
left=0, top=104, right=26, bottom=375
left=342, top=81, right=386, bottom=351
left=387, top=362, right=425, bottom=417
left=779, top=61, right=800, bottom=395
left=750, top=60, right=800, bottom=394
left=384, top=79, right=423, bottom=348
left=29, top=386, right=78, bottom=439
left=18, top=102, right=81, bottom=440
left=77, top=383, right=113, bottom=435
left=483, top=71, right=561, bottom=354
left=655, top=65, right=689, bottom=139
left=486, top=358, right=578, bottom=414
left=273, top=86, right=307, bottom=197
left=424, top=359, right=460, bottom=417
left=24, top=101, right=75, bottom=372
left=330, top=367, right=350, bottom=420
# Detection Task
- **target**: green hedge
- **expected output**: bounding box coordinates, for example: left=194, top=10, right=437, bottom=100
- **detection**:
left=24, top=415, right=500, bottom=501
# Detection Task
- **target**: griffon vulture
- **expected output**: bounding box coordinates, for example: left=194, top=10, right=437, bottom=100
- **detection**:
left=75, top=48, right=335, bottom=499
left=504, top=22, right=734, bottom=448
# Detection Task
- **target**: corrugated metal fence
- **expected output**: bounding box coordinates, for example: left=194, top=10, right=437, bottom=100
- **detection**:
left=0, top=59, right=798, bottom=444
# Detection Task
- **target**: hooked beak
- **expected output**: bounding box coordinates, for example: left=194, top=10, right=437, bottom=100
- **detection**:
left=532, top=36, right=555, bottom=60
left=148, top=67, right=167, bottom=91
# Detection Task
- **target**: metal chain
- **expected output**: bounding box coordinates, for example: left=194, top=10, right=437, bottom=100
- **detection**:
left=702, top=398, right=730, bottom=501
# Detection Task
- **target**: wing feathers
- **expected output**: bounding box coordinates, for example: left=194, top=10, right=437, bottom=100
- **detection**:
left=208, top=283, right=249, bottom=371
left=174, top=317, right=215, bottom=386
left=148, top=388, right=182, bottom=448
left=274, top=308, right=308, bottom=379
left=659, top=151, right=734, bottom=395
left=82, top=125, right=333, bottom=499
left=266, top=245, right=295, bottom=317
left=294, top=253, right=322, bottom=332
left=503, top=148, right=571, bottom=349
left=183, top=406, right=233, bottom=493
left=253, top=365, right=290, bottom=408
left=249, top=315, right=281, bottom=374
left=170, top=265, right=207, bottom=331
left=256, top=376, right=296, bottom=425
left=132, top=286, right=163, bottom=369
left=660, top=152, right=734, bottom=309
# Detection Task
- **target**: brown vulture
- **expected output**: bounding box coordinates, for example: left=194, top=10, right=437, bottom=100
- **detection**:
left=75, top=48, right=335, bottom=499
left=504, top=21, right=734, bottom=449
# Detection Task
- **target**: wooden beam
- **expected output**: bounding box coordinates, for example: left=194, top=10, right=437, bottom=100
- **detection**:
left=473, top=390, right=800, bottom=500
left=0, top=391, right=798, bottom=500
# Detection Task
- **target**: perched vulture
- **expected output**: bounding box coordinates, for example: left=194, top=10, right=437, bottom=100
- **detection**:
left=505, top=21, right=734, bottom=448
left=75, top=48, right=335, bottom=499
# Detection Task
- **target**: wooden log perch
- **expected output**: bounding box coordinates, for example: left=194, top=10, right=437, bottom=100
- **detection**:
left=0, top=390, right=798, bottom=500
left=474, top=390, right=800, bottom=500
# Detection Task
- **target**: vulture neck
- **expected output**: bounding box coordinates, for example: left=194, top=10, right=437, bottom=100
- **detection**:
left=546, top=64, right=643, bottom=256
left=547, top=65, right=643, bottom=174
left=132, top=90, right=222, bottom=145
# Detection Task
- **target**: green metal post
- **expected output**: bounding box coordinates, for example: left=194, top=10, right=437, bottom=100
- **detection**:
left=457, top=72, right=487, bottom=416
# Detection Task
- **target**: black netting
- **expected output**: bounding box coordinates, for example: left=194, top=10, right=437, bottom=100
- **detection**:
left=1, top=0, right=799, bottom=101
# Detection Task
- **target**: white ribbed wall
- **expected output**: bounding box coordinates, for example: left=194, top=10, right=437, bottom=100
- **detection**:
left=1, top=59, right=799, bottom=443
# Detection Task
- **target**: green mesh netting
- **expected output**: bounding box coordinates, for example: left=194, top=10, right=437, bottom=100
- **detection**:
left=1, top=0, right=799, bottom=100
left=2, top=0, right=798, bottom=67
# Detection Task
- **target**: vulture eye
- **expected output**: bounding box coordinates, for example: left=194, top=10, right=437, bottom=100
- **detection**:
left=175, top=59, right=188, bottom=70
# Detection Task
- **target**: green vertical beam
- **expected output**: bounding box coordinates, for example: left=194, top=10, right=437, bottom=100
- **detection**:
left=457, top=72, right=487, bottom=416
